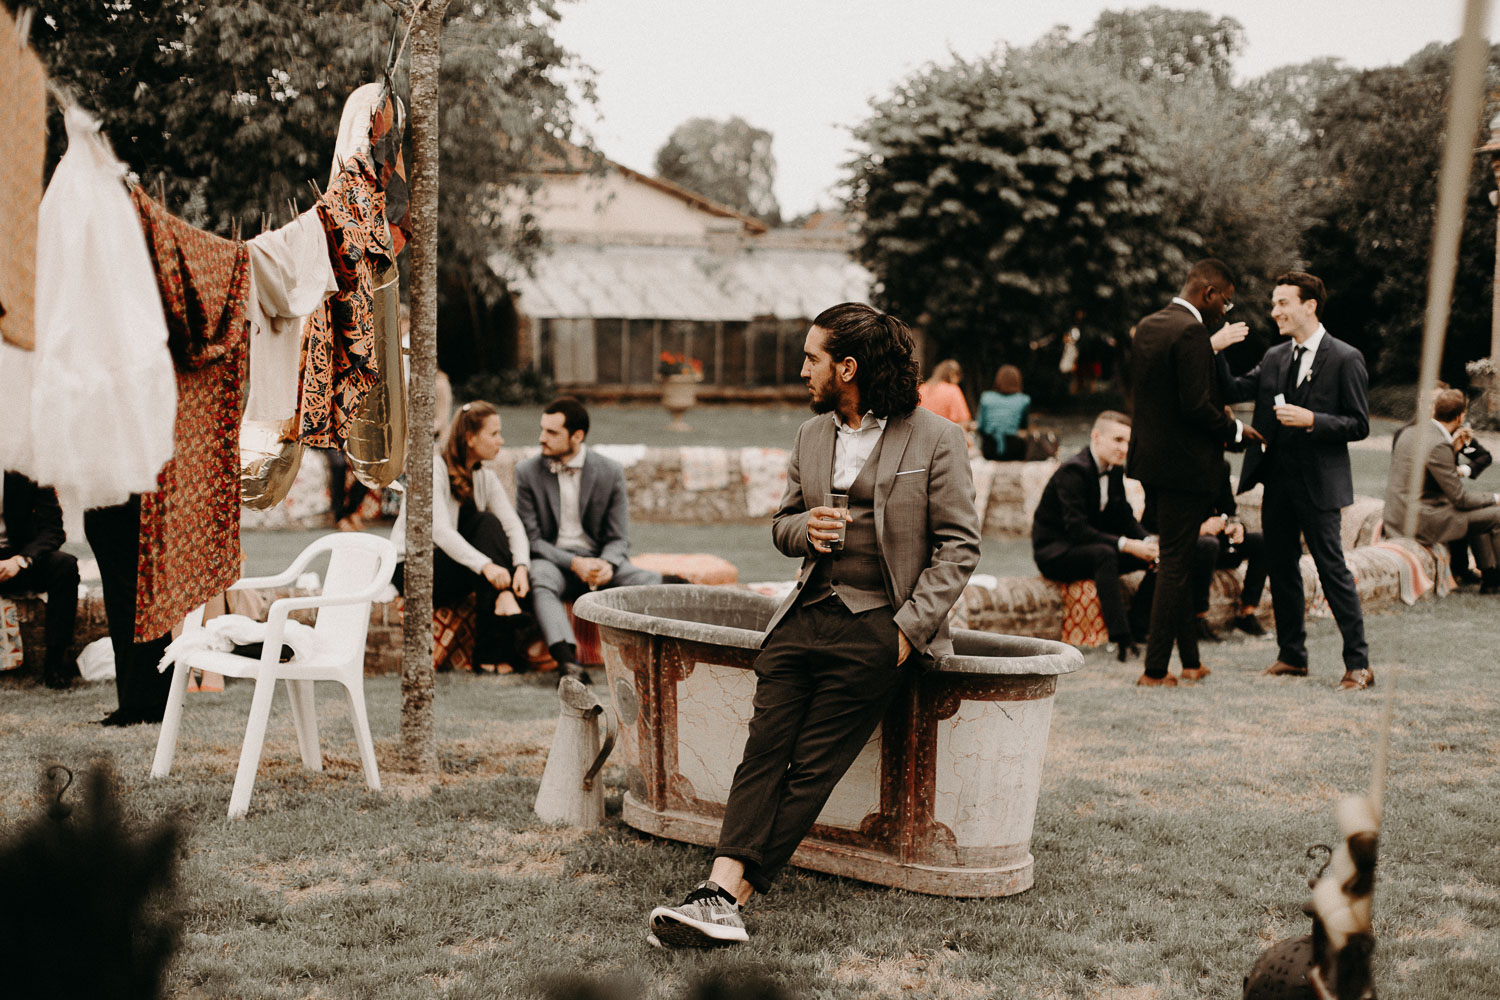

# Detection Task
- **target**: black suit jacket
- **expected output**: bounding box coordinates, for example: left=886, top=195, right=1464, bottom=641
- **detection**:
left=1220, top=332, right=1369, bottom=510
left=1126, top=302, right=1236, bottom=494
left=1032, top=447, right=1146, bottom=563
left=1, top=472, right=65, bottom=560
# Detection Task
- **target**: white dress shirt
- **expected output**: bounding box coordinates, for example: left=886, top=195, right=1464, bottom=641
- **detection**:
left=1291, top=325, right=1326, bottom=387
left=831, top=412, right=887, bottom=491
left=555, top=444, right=594, bottom=554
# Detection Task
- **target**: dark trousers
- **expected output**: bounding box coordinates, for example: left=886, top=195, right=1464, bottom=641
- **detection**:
left=83, top=497, right=172, bottom=715
left=1143, top=487, right=1214, bottom=677
left=715, top=598, right=910, bottom=894
left=325, top=448, right=369, bottom=521
left=0, top=548, right=80, bottom=676
left=1262, top=477, right=1368, bottom=672
left=1192, top=531, right=1268, bottom=614
left=1036, top=545, right=1155, bottom=642
left=396, top=504, right=524, bottom=666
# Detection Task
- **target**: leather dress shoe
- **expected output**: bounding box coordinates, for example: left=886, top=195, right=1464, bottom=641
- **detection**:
left=1135, top=673, right=1178, bottom=687
left=1179, top=665, right=1211, bottom=682
left=43, top=670, right=73, bottom=690
left=1231, top=614, right=1267, bottom=637
left=1263, top=660, right=1308, bottom=677
left=1336, top=668, right=1376, bottom=691
left=1113, top=641, right=1140, bottom=663
left=98, top=707, right=164, bottom=727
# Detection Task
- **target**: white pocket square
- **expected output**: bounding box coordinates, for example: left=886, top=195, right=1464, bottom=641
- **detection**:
left=895, top=468, right=926, bottom=476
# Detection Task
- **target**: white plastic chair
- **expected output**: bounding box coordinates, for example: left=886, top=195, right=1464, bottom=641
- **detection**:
left=150, top=533, right=397, bottom=818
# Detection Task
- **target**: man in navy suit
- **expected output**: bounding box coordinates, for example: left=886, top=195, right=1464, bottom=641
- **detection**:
left=1220, top=271, right=1373, bottom=690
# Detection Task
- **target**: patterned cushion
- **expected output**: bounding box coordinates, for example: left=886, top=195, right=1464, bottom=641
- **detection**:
left=432, top=594, right=477, bottom=672
left=1059, top=579, right=1110, bottom=649
left=0, top=596, right=21, bottom=672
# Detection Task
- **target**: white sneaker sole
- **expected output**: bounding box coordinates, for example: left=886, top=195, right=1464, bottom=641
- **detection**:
left=648, top=906, right=748, bottom=948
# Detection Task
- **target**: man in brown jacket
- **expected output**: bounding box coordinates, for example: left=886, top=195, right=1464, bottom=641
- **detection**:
left=1384, top=388, right=1500, bottom=592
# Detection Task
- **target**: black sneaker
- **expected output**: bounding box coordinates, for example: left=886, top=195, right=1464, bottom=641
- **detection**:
left=648, top=880, right=747, bottom=948
left=1232, top=614, right=1267, bottom=637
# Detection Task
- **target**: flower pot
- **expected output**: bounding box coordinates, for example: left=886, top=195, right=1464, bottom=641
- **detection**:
left=661, top=374, right=697, bottom=431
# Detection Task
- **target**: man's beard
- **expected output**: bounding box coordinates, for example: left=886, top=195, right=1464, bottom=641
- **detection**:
left=809, top=392, right=835, bottom=414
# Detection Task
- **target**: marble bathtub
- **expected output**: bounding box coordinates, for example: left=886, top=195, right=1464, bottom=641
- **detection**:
left=573, top=585, right=1084, bottom=897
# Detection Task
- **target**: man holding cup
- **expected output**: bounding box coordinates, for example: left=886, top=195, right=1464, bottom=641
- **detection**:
left=646, top=302, right=981, bottom=948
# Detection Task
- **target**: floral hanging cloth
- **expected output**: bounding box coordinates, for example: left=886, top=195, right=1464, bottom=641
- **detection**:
left=369, top=89, right=410, bottom=257
left=129, top=186, right=249, bottom=640
left=296, top=149, right=393, bottom=449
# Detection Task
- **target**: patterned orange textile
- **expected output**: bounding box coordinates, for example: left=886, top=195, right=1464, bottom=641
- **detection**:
left=1059, top=579, right=1110, bottom=649
left=297, top=150, right=392, bottom=448
left=129, top=188, right=249, bottom=640
left=432, top=594, right=478, bottom=672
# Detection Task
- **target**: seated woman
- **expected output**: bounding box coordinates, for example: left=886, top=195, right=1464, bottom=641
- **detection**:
left=977, top=365, right=1031, bottom=461
left=391, top=401, right=532, bottom=673
left=917, top=359, right=972, bottom=426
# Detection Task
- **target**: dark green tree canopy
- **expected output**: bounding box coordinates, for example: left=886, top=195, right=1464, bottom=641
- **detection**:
left=846, top=53, right=1187, bottom=394
left=654, top=115, right=781, bottom=225
left=1081, top=5, right=1245, bottom=89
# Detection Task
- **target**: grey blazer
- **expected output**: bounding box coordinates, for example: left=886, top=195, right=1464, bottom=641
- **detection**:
left=1383, top=421, right=1498, bottom=545
left=514, top=449, right=633, bottom=570
left=765, top=407, right=981, bottom=660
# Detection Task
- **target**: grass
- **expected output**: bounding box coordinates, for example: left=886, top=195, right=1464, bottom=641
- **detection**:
left=2, top=590, right=1497, bottom=999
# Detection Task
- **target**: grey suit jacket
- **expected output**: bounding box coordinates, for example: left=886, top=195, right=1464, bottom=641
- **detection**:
left=764, top=407, right=981, bottom=660
left=1383, top=421, right=1497, bottom=545
left=514, top=450, right=633, bottom=570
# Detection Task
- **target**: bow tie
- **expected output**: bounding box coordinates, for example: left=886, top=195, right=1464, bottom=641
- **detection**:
left=548, top=459, right=580, bottom=477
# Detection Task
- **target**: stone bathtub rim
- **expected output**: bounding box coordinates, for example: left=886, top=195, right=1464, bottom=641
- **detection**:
left=573, top=585, right=1085, bottom=678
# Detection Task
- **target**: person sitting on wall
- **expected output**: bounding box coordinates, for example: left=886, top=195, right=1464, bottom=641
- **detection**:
left=1384, top=387, right=1500, bottom=593
left=0, top=471, right=80, bottom=689
left=1189, top=460, right=1269, bottom=642
left=390, top=401, right=534, bottom=673
left=1031, top=411, right=1158, bottom=661
left=977, top=364, right=1031, bottom=461
left=513, top=397, right=663, bottom=684
left=917, top=359, right=972, bottom=426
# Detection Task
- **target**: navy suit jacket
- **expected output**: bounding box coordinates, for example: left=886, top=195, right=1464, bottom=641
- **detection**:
left=1220, top=332, right=1369, bottom=510
left=513, top=450, right=634, bottom=570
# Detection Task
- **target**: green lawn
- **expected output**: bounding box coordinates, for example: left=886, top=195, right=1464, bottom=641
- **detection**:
left=2, top=589, right=1495, bottom=998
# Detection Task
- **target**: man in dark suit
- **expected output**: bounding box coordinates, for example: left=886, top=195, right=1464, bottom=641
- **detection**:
left=1384, top=387, right=1500, bottom=591
left=1220, top=270, right=1372, bottom=690
left=513, top=397, right=662, bottom=683
left=1032, top=411, right=1158, bottom=661
left=0, top=472, right=80, bottom=688
left=646, top=303, right=981, bottom=949
left=1128, top=259, right=1261, bottom=687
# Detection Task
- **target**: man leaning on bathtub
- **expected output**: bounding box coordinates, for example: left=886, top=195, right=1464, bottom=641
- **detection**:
left=645, top=302, right=982, bottom=948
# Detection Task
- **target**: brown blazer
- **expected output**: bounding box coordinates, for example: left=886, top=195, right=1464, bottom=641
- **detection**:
left=764, top=407, right=981, bottom=660
left=1383, top=421, right=1498, bottom=545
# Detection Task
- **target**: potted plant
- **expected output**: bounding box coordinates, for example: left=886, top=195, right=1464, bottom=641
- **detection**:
left=658, top=352, right=703, bottom=431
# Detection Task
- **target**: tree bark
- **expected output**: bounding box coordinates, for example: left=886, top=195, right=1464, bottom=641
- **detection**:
left=399, top=0, right=450, bottom=774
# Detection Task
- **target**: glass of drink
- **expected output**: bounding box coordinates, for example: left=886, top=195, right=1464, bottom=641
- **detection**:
left=824, top=493, right=850, bottom=552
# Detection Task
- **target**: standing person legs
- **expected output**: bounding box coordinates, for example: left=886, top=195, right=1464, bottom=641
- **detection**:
left=1261, top=481, right=1309, bottom=672
left=1299, top=496, right=1368, bottom=675
left=1142, top=488, right=1212, bottom=680
left=84, top=497, right=172, bottom=723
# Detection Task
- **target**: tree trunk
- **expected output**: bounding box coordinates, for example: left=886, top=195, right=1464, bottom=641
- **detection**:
left=399, top=0, right=450, bottom=774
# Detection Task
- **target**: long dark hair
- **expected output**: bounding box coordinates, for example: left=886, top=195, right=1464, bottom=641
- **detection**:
left=811, top=302, right=921, bottom=418
left=444, top=400, right=497, bottom=502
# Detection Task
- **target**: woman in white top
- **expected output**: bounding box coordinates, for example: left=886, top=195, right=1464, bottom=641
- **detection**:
left=392, top=401, right=531, bottom=672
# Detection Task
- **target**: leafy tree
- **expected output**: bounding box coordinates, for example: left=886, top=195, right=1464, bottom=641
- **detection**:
left=1300, top=44, right=1500, bottom=384
left=846, top=53, right=1189, bottom=398
left=1081, top=5, right=1245, bottom=89
left=655, top=115, right=781, bottom=225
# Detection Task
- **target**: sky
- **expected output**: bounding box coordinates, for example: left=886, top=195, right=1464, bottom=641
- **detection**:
left=552, top=0, right=1489, bottom=218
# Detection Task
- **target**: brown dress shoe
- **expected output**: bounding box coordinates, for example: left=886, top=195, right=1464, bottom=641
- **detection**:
left=1337, top=668, right=1376, bottom=691
left=1263, top=660, right=1308, bottom=677
left=1136, top=673, right=1178, bottom=687
left=1180, top=666, right=1211, bottom=682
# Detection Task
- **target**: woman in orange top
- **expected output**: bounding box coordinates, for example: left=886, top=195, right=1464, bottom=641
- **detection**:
left=917, top=359, right=972, bottom=425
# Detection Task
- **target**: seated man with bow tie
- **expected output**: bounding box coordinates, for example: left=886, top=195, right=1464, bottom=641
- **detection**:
left=1031, top=411, right=1159, bottom=661
left=513, top=397, right=662, bottom=683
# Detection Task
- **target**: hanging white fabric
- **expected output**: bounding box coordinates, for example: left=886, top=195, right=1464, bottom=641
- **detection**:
left=7, top=107, right=176, bottom=512
left=243, top=208, right=337, bottom=423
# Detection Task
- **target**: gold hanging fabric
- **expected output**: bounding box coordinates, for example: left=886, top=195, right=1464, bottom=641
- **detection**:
left=344, top=264, right=406, bottom=488
left=239, top=419, right=304, bottom=510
